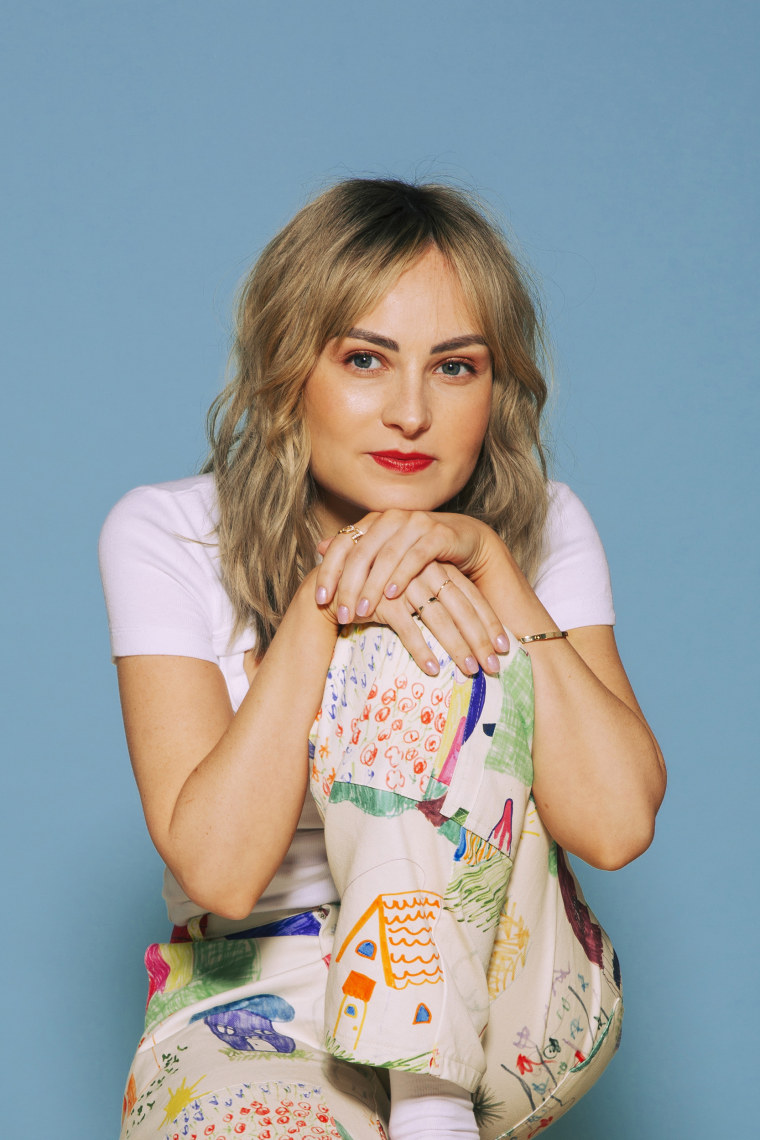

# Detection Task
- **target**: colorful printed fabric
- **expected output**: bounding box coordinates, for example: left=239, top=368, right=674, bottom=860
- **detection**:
left=122, top=906, right=392, bottom=1140
left=120, top=624, right=622, bottom=1140
left=309, top=624, right=623, bottom=1128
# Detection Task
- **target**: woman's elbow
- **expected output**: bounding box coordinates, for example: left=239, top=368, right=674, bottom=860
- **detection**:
left=176, top=875, right=262, bottom=923
left=592, top=752, right=667, bottom=870
left=161, top=856, right=264, bottom=923
left=590, top=820, right=657, bottom=870
left=203, top=894, right=261, bottom=923
left=582, top=802, right=659, bottom=870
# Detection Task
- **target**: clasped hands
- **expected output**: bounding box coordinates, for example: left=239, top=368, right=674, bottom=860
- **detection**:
left=314, top=510, right=510, bottom=678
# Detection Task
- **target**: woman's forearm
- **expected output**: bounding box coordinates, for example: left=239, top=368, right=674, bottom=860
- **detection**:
left=472, top=539, right=666, bottom=869
left=527, top=640, right=664, bottom=867
left=149, top=576, right=340, bottom=919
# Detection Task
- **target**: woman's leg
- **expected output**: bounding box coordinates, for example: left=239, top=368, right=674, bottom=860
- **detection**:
left=310, top=624, right=622, bottom=1140
left=121, top=911, right=390, bottom=1140
left=310, top=624, right=535, bottom=1134
left=473, top=832, right=623, bottom=1139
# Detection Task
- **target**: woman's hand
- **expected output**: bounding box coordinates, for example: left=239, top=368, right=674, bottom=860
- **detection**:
left=315, top=510, right=509, bottom=676
left=316, top=509, right=493, bottom=613
left=367, top=562, right=508, bottom=677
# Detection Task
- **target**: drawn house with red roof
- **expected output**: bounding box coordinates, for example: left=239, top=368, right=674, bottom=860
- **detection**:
left=332, top=891, right=444, bottom=1050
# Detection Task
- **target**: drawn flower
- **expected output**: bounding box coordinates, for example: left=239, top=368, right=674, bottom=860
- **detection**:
left=360, top=744, right=377, bottom=766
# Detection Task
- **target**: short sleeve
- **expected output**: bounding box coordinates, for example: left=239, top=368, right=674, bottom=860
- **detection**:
left=98, top=478, right=223, bottom=662
left=533, top=482, right=616, bottom=630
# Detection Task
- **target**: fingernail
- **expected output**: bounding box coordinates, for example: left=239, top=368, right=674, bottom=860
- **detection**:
left=424, top=659, right=440, bottom=676
left=495, top=634, right=509, bottom=653
left=386, top=583, right=399, bottom=598
left=487, top=654, right=500, bottom=674
left=356, top=598, right=370, bottom=617
left=337, top=605, right=350, bottom=624
left=464, top=655, right=478, bottom=675
left=316, top=586, right=328, bottom=605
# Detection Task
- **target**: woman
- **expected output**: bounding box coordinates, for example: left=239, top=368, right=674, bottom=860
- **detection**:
left=100, top=178, right=665, bottom=1140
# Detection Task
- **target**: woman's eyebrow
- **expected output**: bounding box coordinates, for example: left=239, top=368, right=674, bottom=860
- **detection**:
left=344, top=329, right=488, bottom=354
left=430, top=335, right=488, bottom=353
left=345, top=328, right=399, bottom=351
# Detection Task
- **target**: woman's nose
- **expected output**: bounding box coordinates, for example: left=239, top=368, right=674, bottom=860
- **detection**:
left=381, top=376, right=432, bottom=436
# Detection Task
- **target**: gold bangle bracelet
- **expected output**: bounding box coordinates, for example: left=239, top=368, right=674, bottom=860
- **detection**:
left=517, top=630, right=568, bottom=644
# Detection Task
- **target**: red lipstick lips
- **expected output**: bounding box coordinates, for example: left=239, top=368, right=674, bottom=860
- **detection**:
left=369, top=451, right=434, bottom=473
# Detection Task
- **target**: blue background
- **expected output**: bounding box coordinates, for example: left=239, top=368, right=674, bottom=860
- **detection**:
left=2, top=2, right=757, bottom=1135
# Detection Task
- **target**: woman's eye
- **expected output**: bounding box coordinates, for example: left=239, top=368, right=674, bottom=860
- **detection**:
left=438, top=360, right=474, bottom=377
left=348, top=351, right=381, bottom=370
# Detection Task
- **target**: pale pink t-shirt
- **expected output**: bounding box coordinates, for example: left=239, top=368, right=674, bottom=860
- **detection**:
left=99, top=474, right=615, bottom=925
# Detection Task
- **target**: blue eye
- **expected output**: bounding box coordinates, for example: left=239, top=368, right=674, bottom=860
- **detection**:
left=349, top=351, right=381, bottom=370
left=438, top=360, right=473, bottom=377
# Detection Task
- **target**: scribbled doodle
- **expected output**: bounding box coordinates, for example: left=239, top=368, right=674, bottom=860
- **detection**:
left=192, top=993, right=297, bottom=1054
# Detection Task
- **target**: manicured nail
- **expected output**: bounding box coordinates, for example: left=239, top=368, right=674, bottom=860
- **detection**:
left=464, top=655, right=478, bottom=675
left=487, top=654, right=500, bottom=674
left=424, top=659, right=440, bottom=676
left=356, top=598, right=370, bottom=617
left=337, top=605, right=350, bottom=624
left=386, top=583, right=399, bottom=598
left=495, top=634, right=509, bottom=653
left=316, top=586, right=328, bottom=605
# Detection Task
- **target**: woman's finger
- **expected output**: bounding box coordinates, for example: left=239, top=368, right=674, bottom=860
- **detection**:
left=438, top=565, right=510, bottom=656
left=319, top=510, right=430, bottom=620
left=374, top=598, right=441, bottom=677
left=332, top=512, right=472, bottom=621
left=356, top=521, right=461, bottom=613
left=313, top=512, right=381, bottom=609
left=379, top=517, right=482, bottom=600
left=405, top=574, right=500, bottom=676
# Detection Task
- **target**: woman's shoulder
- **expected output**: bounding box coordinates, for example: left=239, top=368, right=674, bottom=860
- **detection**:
left=98, top=474, right=240, bottom=663
left=535, top=481, right=616, bottom=629
left=98, top=471, right=222, bottom=609
left=543, top=480, right=600, bottom=545
left=100, top=472, right=218, bottom=544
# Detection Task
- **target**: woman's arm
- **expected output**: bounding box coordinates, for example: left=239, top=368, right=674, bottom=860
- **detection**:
left=117, top=571, right=340, bottom=920
left=473, top=540, right=666, bottom=869
left=316, top=511, right=666, bottom=870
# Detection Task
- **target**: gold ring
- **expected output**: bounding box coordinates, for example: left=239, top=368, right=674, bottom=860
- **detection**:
left=412, top=603, right=424, bottom=617
left=435, top=578, right=453, bottom=599
left=426, top=595, right=441, bottom=605
left=337, top=524, right=365, bottom=546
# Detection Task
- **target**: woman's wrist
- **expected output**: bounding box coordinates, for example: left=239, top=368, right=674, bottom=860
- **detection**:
left=467, top=532, right=557, bottom=639
left=295, top=567, right=342, bottom=635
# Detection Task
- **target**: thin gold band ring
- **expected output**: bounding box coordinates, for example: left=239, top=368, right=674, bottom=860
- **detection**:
left=434, top=578, right=453, bottom=599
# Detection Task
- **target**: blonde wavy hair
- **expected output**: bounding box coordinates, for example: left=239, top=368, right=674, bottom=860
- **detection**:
left=206, top=178, right=550, bottom=652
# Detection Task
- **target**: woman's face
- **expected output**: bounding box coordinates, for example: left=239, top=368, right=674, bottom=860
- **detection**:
left=304, top=246, right=493, bottom=535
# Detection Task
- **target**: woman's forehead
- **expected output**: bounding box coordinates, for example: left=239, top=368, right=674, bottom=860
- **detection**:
left=348, top=249, right=483, bottom=337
